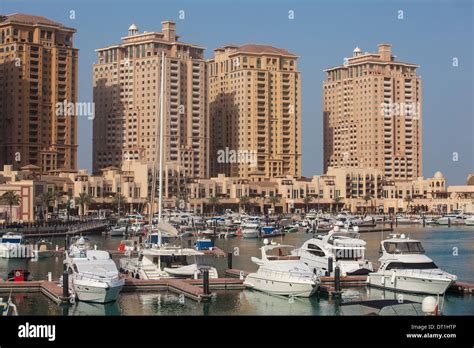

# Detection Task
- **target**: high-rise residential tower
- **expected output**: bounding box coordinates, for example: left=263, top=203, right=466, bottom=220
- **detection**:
left=208, top=44, right=302, bottom=179
left=93, top=22, right=209, bottom=182
left=0, top=13, right=78, bottom=172
left=323, top=43, right=422, bottom=181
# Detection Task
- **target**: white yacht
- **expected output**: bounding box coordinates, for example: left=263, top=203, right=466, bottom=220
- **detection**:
left=64, top=249, right=124, bottom=303
left=241, top=219, right=260, bottom=238
left=292, top=226, right=373, bottom=276
left=120, top=245, right=218, bottom=280
left=368, top=234, right=457, bottom=295
left=110, top=224, right=128, bottom=236
left=435, top=209, right=466, bottom=225
left=465, top=216, right=474, bottom=226
left=395, top=215, right=420, bottom=225
left=244, top=241, right=320, bottom=297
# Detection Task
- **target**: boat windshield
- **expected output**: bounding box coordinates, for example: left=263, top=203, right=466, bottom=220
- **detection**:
left=328, top=232, right=359, bottom=244
left=383, top=241, right=425, bottom=254
left=266, top=247, right=292, bottom=258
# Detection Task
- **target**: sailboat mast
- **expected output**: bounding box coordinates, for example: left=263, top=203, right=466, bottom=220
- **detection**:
left=158, top=51, right=165, bottom=223
left=157, top=51, right=166, bottom=246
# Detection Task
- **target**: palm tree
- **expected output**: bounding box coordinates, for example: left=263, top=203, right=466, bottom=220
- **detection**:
left=52, top=190, right=63, bottom=216
left=239, top=195, right=250, bottom=213
left=75, top=193, right=93, bottom=220
left=65, top=193, right=74, bottom=223
left=1, top=191, right=21, bottom=224
left=303, top=196, right=313, bottom=213
left=37, top=191, right=55, bottom=221
left=112, top=193, right=126, bottom=215
left=404, top=195, right=413, bottom=213
left=333, top=196, right=343, bottom=213
left=208, top=196, right=220, bottom=214
left=363, top=194, right=373, bottom=213
left=267, top=195, right=281, bottom=214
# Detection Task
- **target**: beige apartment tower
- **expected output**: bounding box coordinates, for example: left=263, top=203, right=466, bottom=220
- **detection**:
left=0, top=14, right=78, bottom=172
left=323, top=43, right=422, bottom=181
left=208, top=44, right=302, bottom=179
left=93, top=22, right=209, bottom=182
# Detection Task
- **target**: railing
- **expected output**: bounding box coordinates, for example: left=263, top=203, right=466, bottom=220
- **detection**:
left=259, top=268, right=317, bottom=282
left=386, top=268, right=455, bottom=280
left=74, top=271, right=121, bottom=283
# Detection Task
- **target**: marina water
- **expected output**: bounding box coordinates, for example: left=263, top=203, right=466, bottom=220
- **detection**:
left=1, top=225, right=473, bottom=315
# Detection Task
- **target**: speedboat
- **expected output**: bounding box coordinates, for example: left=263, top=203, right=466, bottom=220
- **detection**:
left=465, top=216, right=474, bottom=226
left=367, top=234, right=457, bottom=295
left=241, top=222, right=260, bottom=238
left=260, top=226, right=284, bottom=238
left=292, top=226, right=373, bottom=276
left=244, top=241, right=320, bottom=297
left=64, top=249, right=124, bottom=303
left=110, top=224, right=128, bottom=237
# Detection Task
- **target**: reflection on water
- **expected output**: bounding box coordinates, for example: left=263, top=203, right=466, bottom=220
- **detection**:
left=1, top=226, right=473, bottom=315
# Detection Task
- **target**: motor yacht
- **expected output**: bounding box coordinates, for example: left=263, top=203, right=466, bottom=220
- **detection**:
left=292, top=226, right=373, bottom=276
left=367, top=234, right=457, bottom=295
left=243, top=241, right=320, bottom=297
left=435, top=209, right=466, bottom=225
left=64, top=249, right=124, bottom=303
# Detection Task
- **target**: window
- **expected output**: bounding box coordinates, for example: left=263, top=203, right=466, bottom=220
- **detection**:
left=385, top=262, right=437, bottom=270
left=307, top=244, right=325, bottom=257
left=383, top=242, right=425, bottom=254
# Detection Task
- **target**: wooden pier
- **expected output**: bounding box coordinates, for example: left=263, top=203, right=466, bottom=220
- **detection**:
left=123, top=277, right=244, bottom=302
left=0, top=279, right=70, bottom=304
left=448, top=281, right=474, bottom=294
left=0, top=221, right=108, bottom=238
left=0, top=276, right=246, bottom=304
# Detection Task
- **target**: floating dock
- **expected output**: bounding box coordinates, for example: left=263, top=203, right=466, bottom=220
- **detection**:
left=0, top=279, right=70, bottom=304
left=0, top=276, right=246, bottom=304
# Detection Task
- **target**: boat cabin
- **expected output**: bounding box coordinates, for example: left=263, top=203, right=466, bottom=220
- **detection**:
left=381, top=240, right=425, bottom=255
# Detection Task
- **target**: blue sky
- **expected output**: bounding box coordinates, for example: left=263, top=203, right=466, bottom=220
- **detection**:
left=1, top=0, right=472, bottom=184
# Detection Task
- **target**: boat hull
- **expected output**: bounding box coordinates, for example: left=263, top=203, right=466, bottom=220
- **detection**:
left=73, top=278, right=124, bottom=303
left=110, top=229, right=126, bottom=236
left=244, top=273, right=318, bottom=297
left=464, top=219, right=474, bottom=226
left=367, top=272, right=454, bottom=295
